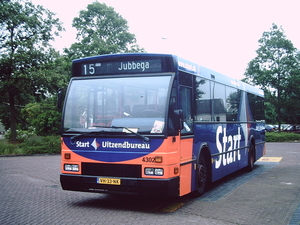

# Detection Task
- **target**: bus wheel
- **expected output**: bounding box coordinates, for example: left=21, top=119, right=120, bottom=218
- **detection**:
left=196, top=154, right=207, bottom=195
left=246, top=143, right=255, bottom=172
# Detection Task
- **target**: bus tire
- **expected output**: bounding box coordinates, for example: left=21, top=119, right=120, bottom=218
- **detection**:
left=195, top=154, right=208, bottom=196
left=246, top=142, right=255, bottom=172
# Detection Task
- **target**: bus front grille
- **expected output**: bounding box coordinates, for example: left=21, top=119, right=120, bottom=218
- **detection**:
left=81, top=163, right=142, bottom=178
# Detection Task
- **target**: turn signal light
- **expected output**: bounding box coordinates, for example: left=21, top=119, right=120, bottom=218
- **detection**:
left=155, top=156, right=163, bottom=163
left=64, top=153, right=71, bottom=159
left=174, top=167, right=179, bottom=174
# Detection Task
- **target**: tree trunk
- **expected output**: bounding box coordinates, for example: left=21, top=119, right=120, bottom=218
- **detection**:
left=9, top=92, right=17, bottom=142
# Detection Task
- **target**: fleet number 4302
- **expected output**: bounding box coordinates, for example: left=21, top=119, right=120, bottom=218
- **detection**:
left=142, top=157, right=156, bottom=163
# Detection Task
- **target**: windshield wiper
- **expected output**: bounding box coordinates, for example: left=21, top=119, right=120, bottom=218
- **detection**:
left=70, top=126, right=149, bottom=143
left=111, top=126, right=150, bottom=142
left=70, top=131, right=105, bottom=144
left=92, top=125, right=150, bottom=142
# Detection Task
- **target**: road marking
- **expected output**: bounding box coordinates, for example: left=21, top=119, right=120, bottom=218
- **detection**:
left=258, top=157, right=282, bottom=162
left=160, top=158, right=282, bottom=212
left=159, top=202, right=185, bottom=212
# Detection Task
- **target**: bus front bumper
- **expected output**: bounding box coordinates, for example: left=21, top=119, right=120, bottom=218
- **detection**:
left=60, top=174, right=179, bottom=197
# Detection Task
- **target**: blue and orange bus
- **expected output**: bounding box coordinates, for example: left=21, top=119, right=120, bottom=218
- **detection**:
left=60, top=53, right=265, bottom=197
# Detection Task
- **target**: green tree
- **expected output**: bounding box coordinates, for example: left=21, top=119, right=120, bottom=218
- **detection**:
left=64, top=2, right=144, bottom=60
left=282, top=62, right=300, bottom=124
left=244, top=23, right=300, bottom=129
left=22, top=98, right=62, bottom=136
left=263, top=93, right=277, bottom=123
left=0, top=0, right=64, bottom=142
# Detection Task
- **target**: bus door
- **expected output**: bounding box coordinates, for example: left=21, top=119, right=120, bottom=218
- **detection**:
left=178, top=78, right=194, bottom=196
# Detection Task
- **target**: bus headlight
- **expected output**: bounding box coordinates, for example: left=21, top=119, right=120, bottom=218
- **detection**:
left=64, top=164, right=79, bottom=172
left=144, top=168, right=164, bottom=176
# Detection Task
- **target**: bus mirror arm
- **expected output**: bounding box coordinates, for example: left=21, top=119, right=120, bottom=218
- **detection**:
left=173, top=109, right=183, bottom=131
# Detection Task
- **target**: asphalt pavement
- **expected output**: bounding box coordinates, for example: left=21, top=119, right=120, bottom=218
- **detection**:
left=0, top=142, right=300, bottom=224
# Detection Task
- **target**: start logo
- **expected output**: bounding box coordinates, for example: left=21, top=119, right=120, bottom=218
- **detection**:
left=75, top=139, right=100, bottom=150
left=76, top=141, right=89, bottom=148
left=215, top=126, right=242, bottom=169
left=91, top=139, right=100, bottom=150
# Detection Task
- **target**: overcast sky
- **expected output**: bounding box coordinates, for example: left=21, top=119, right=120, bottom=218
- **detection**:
left=31, top=0, right=300, bottom=80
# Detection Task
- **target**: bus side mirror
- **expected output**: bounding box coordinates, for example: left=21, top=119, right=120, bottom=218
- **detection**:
left=57, top=88, right=66, bottom=111
left=173, top=109, right=183, bottom=131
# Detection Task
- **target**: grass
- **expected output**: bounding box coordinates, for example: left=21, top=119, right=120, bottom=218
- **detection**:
left=0, top=132, right=299, bottom=156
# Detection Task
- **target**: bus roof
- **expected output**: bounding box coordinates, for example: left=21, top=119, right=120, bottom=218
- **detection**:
left=73, top=53, right=264, bottom=97
left=176, top=56, right=264, bottom=97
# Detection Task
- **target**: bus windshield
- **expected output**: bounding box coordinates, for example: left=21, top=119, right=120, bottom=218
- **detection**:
left=63, top=75, right=171, bottom=134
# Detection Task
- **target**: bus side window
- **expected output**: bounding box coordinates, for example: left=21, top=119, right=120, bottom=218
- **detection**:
left=195, top=78, right=211, bottom=122
left=211, top=82, right=226, bottom=122
left=180, top=86, right=193, bottom=134
left=226, top=86, right=240, bottom=121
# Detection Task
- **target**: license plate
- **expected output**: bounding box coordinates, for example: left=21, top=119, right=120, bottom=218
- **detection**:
left=98, top=178, right=121, bottom=185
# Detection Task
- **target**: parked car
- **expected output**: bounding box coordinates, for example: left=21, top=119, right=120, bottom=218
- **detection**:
left=265, top=124, right=275, bottom=132
left=282, top=125, right=300, bottom=133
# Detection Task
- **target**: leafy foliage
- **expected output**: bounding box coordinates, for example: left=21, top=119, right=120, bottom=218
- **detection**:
left=20, top=135, right=61, bottom=154
left=0, top=135, right=61, bottom=155
left=0, top=0, right=67, bottom=141
left=4, top=127, right=35, bottom=143
left=64, top=2, right=144, bottom=60
left=22, top=98, right=62, bottom=136
left=266, top=132, right=300, bottom=142
left=244, top=24, right=300, bottom=126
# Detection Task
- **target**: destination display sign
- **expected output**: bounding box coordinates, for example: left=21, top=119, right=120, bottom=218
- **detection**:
left=79, top=59, right=162, bottom=76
